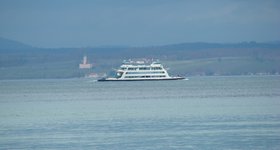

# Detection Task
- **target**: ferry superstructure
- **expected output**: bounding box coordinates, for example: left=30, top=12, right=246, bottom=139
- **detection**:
left=98, top=60, right=185, bottom=81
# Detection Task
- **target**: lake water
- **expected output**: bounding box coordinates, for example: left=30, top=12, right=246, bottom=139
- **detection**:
left=0, top=76, right=280, bottom=149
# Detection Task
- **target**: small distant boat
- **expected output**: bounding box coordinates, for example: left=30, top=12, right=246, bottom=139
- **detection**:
left=98, top=60, right=185, bottom=81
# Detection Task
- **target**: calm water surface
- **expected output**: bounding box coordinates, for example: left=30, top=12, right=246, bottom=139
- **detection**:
left=0, top=76, right=280, bottom=149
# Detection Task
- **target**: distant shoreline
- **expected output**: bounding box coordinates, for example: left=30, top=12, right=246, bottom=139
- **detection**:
left=1, top=39, right=280, bottom=80
left=1, top=74, right=280, bottom=81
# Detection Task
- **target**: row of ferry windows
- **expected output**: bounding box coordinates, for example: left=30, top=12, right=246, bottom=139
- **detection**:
left=121, top=67, right=162, bottom=70
left=125, top=71, right=165, bottom=74
left=125, top=75, right=166, bottom=78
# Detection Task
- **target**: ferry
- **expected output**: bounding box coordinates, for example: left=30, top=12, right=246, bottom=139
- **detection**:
left=98, top=60, right=185, bottom=81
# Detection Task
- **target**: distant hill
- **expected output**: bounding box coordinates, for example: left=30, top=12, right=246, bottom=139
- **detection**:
left=159, top=41, right=280, bottom=49
left=0, top=37, right=280, bottom=79
left=0, top=37, right=33, bottom=50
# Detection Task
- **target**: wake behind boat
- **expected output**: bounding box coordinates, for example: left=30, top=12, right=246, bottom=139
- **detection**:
left=98, top=60, right=185, bottom=81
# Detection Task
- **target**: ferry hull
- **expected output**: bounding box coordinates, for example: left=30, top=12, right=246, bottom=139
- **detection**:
left=98, top=77, right=185, bottom=82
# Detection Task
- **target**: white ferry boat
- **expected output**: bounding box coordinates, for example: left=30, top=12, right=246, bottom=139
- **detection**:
left=98, top=60, right=185, bottom=81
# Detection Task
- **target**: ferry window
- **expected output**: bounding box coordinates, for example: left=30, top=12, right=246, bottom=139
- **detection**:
left=139, top=67, right=150, bottom=70
left=128, top=68, right=136, bottom=70
left=152, top=67, right=162, bottom=70
left=116, top=72, right=123, bottom=78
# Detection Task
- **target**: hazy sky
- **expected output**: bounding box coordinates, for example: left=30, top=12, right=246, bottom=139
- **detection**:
left=0, top=0, right=280, bottom=48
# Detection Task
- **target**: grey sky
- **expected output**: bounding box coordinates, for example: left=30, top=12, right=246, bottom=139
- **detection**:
left=0, top=0, right=280, bottom=48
